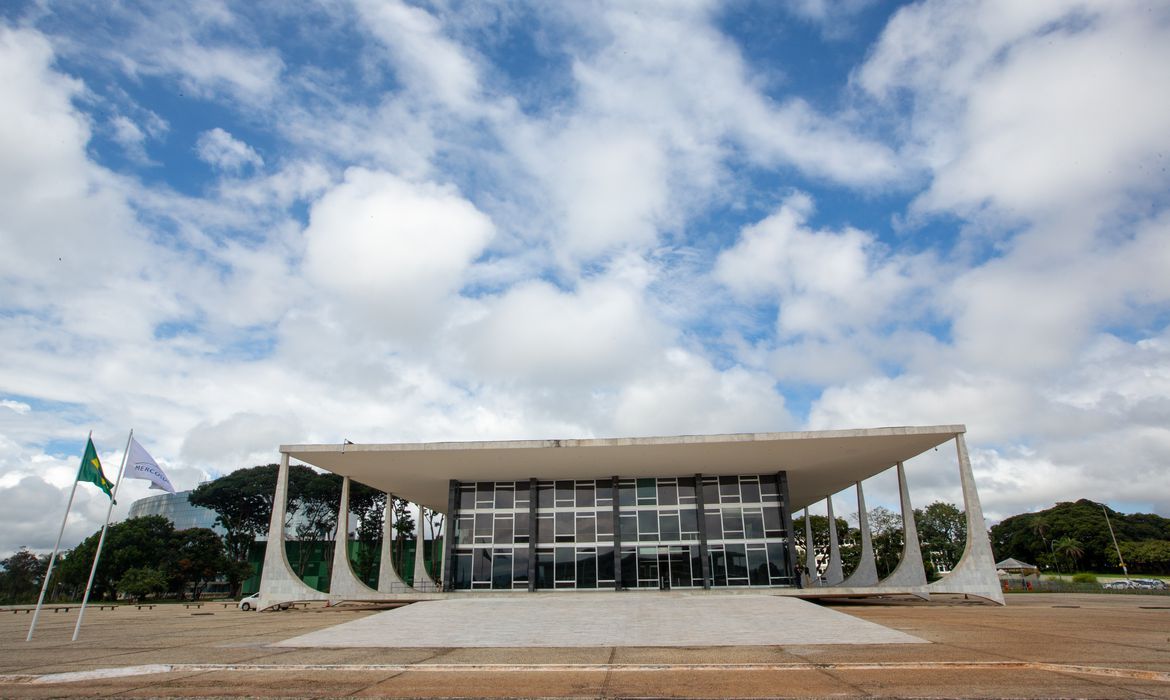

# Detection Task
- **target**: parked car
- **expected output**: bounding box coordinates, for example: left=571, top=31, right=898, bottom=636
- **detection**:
left=238, top=593, right=260, bottom=611
left=1130, top=578, right=1168, bottom=590
left=1102, top=580, right=1133, bottom=590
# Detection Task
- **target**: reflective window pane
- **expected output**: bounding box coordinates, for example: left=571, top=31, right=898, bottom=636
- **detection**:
left=494, top=514, right=514, bottom=543
left=619, top=514, right=638, bottom=542
left=763, top=506, right=782, bottom=535
left=744, top=510, right=765, bottom=539
left=536, top=514, right=553, bottom=544
left=759, top=474, right=779, bottom=502
left=555, top=480, right=574, bottom=506
left=598, top=546, right=615, bottom=582
left=596, top=481, right=614, bottom=505
left=576, top=513, right=596, bottom=543
left=576, top=550, right=597, bottom=588
left=705, top=509, right=723, bottom=539
left=659, top=512, right=680, bottom=541
left=726, top=544, right=748, bottom=580
left=514, top=512, right=530, bottom=543
left=555, top=512, right=574, bottom=542
left=536, top=549, right=554, bottom=588
left=657, top=480, right=678, bottom=506
left=637, top=478, right=657, bottom=505
left=476, top=482, right=494, bottom=506
left=575, top=482, right=595, bottom=508
left=719, top=476, right=740, bottom=503
left=513, top=548, right=530, bottom=583
left=492, top=554, right=512, bottom=589
left=677, top=477, right=696, bottom=504
left=515, top=480, right=531, bottom=505
left=555, top=547, right=575, bottom=582
left=638, top=510, right=658, bottom=541
left=619, top=480, right=637, bottom=507
left=740, top=480, right=761, bottom=504
left=748, top=547, right=769, bottom=585
left=538, top=482, right=554, bottom=508
left=473, top=548, right=492, bottom=582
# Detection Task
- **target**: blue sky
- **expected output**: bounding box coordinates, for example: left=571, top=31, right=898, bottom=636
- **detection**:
left=2, top=0, right=1169, bottom=556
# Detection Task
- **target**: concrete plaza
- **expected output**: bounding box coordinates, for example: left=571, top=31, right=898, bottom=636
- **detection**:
left=1, top=593, right=1168, bottom=698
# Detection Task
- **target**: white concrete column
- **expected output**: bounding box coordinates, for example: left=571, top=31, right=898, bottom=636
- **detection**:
left=803, top=509, right=818, bottom=586
left=257, top=453, right=328, bottom=610
left=412, top=505, right=439, bottom=592
left=377, top=494, right=410, bottom=592
left=823, top=496, right=844, bottom=585
left=879, top=462, right=929, bottom=592
left=839, top=481, right=878, bottom=587
left=328, top=476, right=396, bottom=601
left=928, top=434, right=1005, bottom=605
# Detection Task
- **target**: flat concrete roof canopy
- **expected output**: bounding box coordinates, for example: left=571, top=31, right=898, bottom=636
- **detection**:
left=282, top=425, right=963, bottom=511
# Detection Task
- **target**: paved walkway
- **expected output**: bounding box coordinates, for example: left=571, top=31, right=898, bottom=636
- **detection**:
left=275, top=593, right=926, bottom=647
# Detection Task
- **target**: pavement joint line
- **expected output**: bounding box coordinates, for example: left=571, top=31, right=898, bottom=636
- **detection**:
left=4, top=661, right=1169, bottom=684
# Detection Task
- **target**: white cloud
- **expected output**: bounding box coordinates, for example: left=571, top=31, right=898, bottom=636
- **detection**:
left=195, top=127, right=264, bottom=172
left=458, top=263, right=669, bottom=388
left=859, top=1, right=1170, bottom=225
left=354, top=0, right=481, bottom=114
left=302, top=168, right=495, bottom=342
left=611, top=349, right=793, bottom=436
left=1, top=400, right=31, bottom=415
left=714, top=193, right=929, bottom=340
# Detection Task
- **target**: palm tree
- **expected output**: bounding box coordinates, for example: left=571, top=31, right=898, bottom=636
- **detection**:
left=1052, top=537, right=1084, bottom=574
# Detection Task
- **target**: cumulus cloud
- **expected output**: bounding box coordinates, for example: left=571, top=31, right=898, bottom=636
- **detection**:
left=302, top=168, right=495, bottom=342
left=714, top=193, right=929, bottom=340
left=195, top=127, right=264, bottom=172
left=859, top=1, right=1170, bottom=225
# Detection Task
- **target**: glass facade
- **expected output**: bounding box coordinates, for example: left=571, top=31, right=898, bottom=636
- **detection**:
left=447, top=473, right=795, bottom=591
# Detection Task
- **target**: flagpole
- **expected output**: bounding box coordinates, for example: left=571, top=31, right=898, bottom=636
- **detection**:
left=72, top=429, right=132, bottom=642
left=26, top=432, right=90, bottom=642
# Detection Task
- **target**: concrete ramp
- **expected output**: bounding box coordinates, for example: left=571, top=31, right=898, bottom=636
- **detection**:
left=275, top=593, right=926, bottom=648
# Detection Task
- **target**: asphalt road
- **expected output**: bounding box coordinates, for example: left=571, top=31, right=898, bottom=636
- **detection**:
left=2, top=593, right=1169, bottom=698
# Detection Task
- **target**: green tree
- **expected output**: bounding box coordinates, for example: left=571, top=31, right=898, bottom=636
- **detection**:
left=170, top=528, right=230, bottom=599
left=293, top=472, right=341, bottom=580
left=866, top=507, right=905, bottom=579
left=0, top=547, right=48, bottom=604
left=792, top=514, right=852, bottom=579
left=391, top=496, right=416, bottom=577
left=350, top=484, right=386, bottom=586
left=118, top=567, right=167, bottom=602
left=52, top=516, right=177, bottom=601
left=915, top=502, right=966, bottom=578
left=1052, top=536, right=1085, bottom=573
left=990, top=499, right=1170, bottom=572
left=1109, top=540, right=1170, bottom=574
left=189, top=463, right=316, bottom=596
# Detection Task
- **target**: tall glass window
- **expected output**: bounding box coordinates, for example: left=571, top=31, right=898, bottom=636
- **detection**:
left=449, top=473, right=793, bottom=590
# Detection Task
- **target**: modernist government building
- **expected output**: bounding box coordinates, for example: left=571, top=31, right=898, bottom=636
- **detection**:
left=257, top=425, right=1003, bottom=608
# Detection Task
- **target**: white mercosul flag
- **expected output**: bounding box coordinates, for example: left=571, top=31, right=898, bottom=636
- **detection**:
left=125, top=437, right=176, bottom=493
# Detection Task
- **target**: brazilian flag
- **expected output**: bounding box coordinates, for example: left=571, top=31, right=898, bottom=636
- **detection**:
left=78, top=437, right=115, bottom=500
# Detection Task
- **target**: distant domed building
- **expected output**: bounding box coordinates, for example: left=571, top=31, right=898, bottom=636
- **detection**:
left=127, top=489, right=222, bottom=533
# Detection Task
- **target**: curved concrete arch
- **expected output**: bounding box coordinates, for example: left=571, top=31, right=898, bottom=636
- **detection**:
left=412, top=505, right=440, bottom=592
left=822, top=496, right=844, bottom=586
left=803, top=509, right=820, bottom=586
left=839, top=481, right=878, bottom=587
left=329, top=477, right=410, bottom=601
left=878, top=462, right=929, bottom=596
left=377, top=495, right=412, bottom=593
left=257, top=454, right=329, bottom=610
left=928, top=434, right=1005, bottom=605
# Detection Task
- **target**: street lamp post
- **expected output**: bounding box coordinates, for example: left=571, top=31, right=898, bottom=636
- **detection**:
left=1101, top=504, right=1129, bottom=582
